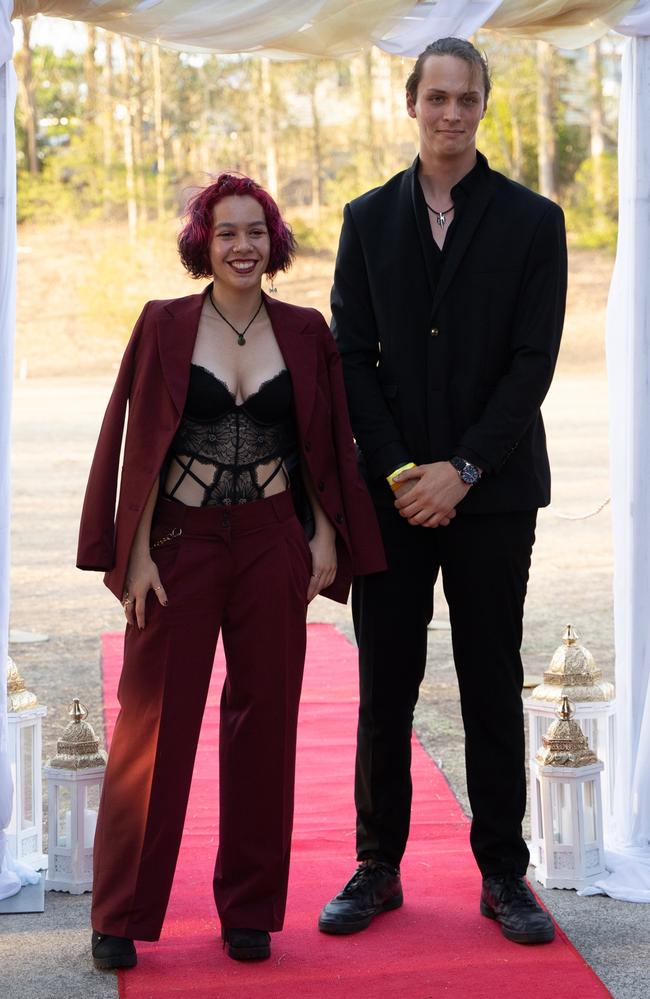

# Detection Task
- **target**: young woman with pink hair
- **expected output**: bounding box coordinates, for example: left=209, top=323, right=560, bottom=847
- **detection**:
left=77, top=174, right=385, bottom=969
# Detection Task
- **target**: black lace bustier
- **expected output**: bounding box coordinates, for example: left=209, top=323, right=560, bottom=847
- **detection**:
left=163, top=364, right=298, bottom=506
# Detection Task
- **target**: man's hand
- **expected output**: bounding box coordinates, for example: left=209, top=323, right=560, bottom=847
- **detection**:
left=393, top=461, right=469, bottom=527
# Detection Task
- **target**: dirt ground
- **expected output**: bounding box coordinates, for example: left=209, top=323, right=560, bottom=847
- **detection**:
left=16, top=220, right=613, bottom=377
left=7, top=224, right=648, bottom=998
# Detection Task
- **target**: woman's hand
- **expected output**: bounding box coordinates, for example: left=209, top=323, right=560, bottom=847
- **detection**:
left=122, top=550, right=167, bottom=629
left=307, top=526, right=338, bottom=602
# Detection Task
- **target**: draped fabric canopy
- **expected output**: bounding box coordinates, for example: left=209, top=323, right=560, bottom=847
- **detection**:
left=6, top=0, right=643, bottom=53
left=1, top=0, right=650, bottom=903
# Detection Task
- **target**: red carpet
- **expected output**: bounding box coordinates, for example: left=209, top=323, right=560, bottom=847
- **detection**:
left=100, top=624, right=611, bottom=999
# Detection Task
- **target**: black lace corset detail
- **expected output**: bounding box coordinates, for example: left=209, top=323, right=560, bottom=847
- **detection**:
left=163, top=365, right=298, bottom=506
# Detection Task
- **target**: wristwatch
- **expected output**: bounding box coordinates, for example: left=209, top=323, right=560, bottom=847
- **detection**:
left=450, top=455, right=482, bottom=486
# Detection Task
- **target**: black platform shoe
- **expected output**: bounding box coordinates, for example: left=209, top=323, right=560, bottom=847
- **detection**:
left=318, top=859, right=403, bottom=935
left=221, top=927, right=271, bottom=961
left=480, top=875, right=555, bottom=944
left=91, top=930, right=137, bottom=970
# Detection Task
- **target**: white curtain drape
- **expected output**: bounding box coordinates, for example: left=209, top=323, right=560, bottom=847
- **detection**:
left=616, top=0, right=650, bottom=34
left=377, top=1, right=504, bottom=55
left=8, top=0, right=640, bottom=53
left=10, top=1, right=420, bottom=57
left=377, top=0, right=637, bottom=54
left=580, top=30, right=650, bottom=904
left=0, top=0, right=19, bottom=902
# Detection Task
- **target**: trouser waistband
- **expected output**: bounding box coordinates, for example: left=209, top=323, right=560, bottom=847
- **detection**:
left=153, top=490, right=296, bottom=536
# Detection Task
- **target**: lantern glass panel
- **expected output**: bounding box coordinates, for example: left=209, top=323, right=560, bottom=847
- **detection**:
left=56, top=785, right=72, bottom=848
left=550, top=781, right=573, bottom=844
left=20, top=725, right=35, bottom=829
left=582, top=780, right=598, bottom=843
left=83, top=784, right=100, bottom=849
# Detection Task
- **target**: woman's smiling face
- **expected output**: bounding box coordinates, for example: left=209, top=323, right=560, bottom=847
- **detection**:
left=209, top=195, right=271, bottom=292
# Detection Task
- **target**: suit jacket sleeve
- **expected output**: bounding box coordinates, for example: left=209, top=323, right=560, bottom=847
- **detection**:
left=76, top=302, right=150, bottom=571
left=331, top=203, right=411, bottom=481
left=317, top=317, right=386, bottom=578
left=455, top=204, right=567, bottom=474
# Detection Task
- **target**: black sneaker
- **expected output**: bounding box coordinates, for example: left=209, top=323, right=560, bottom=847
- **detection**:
left=91, top=930, right=137, bottom=970
left=222, top=927, right=271, bottom=961
left=480, top=875, right=555, bottom=944
left=318, top=859, right=403, bottom=935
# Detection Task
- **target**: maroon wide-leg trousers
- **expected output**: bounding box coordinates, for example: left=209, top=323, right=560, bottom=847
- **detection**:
left=91, top=492, right=310, bottom=941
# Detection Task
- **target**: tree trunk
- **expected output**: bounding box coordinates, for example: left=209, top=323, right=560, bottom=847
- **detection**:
left=361, top=50, right=381, bottom=174
left=103, top=33, right=115, bottom=214
left=19, top=18, right=39, bottom=174
left=152, top=44, right=166, bottom=220
left=511, top=113, right=523, bottom=183
left=132, top=41, right=147, bottom=219
left=308, top=67, right=322, bottom=221
left=261, top=59, right=278, bottom=198
left=588, top=40, right=605, bottom=210
left=118, top=37, right=138, bottom=241
left=84, top=25, right=98, bottom=119
left=250, top=61, right=263, bottom=181
left=536, top=41, right=558, bottom=201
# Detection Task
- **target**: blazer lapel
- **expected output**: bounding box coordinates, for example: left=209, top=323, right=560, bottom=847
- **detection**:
left=409, top=160, right=438, bottom=302
left=430, top=164, right=493, bottom=317
left=263, top=292, right=318, bottom=432
left=157, top=288, right=208, bottom=416
left=157, top=287, right=318, bottom=427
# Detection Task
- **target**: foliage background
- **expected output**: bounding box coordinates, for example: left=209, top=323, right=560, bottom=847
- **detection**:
left=12, top=20, right=619, bottom=375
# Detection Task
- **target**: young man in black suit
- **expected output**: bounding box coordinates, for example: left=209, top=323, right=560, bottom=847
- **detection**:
left=318, top=37, right=567, bottom=945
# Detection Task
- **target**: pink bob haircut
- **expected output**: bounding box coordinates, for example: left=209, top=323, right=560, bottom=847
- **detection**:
left=178, top=173, right=297, bottom=280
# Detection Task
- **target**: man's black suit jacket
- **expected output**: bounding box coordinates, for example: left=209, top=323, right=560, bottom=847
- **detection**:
left=331, top=152, right=568, bottom=514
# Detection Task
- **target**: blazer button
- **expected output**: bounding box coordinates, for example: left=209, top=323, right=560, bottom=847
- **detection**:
left=430, top=327, right=440, bottom=337
left=318, top=480, right=325, bottom=492
left=335, top=512, right=343, bottom=524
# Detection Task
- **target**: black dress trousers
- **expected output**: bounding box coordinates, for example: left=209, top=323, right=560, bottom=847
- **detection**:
left=352, top=498, right=537, bottom=878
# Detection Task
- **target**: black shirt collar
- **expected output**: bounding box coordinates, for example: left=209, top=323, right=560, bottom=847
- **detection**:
left=451, top=150, right=488, bottom=202
left=408, top=148, right=489, bottom=200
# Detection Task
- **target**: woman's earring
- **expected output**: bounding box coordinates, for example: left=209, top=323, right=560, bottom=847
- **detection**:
left=267, top=275, right=278, bottom=294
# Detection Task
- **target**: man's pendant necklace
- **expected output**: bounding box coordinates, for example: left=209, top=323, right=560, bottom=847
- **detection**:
left=209, top=288, right=263, bottom=346
left=426, top=201, right=454, bottom=229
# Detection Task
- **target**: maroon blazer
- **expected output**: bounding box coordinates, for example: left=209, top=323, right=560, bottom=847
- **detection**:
left=77, top=289, right=386, bottom=604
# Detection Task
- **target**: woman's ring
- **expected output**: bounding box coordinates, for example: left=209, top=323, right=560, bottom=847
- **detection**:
left=123, top=598, right=134, bottom=607
left=153, top=585, right=162, bottom=591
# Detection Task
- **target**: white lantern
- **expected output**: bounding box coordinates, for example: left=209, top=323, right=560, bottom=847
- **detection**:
left=5, top=656, right=47, bottom=869
left=525, top=625, right=615, bottom=864
left=44, top=699, right=107, bottom=894
left=533, top=696, right=606, bottom=890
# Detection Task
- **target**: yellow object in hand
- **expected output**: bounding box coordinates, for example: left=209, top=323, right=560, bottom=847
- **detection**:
left=387, top=462, right=416, bottom=492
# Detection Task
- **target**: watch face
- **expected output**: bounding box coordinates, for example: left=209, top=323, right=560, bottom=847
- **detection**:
left=461, top=464, right=481, bottom=485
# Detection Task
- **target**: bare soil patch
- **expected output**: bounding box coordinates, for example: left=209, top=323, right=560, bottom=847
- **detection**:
left=16, top=221, right=612, bottom=377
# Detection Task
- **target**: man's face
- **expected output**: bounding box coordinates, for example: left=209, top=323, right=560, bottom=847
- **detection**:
left=406, top=54, right=486, bottom=161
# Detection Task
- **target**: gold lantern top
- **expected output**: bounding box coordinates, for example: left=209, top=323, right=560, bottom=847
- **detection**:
left=529, top=624, right=615, bottom=704
left=535, top=696, right=600, bottom=768
left=47, top=699, right=107, bottom=770
left=6, top=656, right=38, bottom=712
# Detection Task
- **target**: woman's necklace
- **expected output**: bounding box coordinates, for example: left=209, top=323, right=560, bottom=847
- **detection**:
left=209, top=287, right=264, bottom=346
left=425, top=201, right=455, bottom=229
